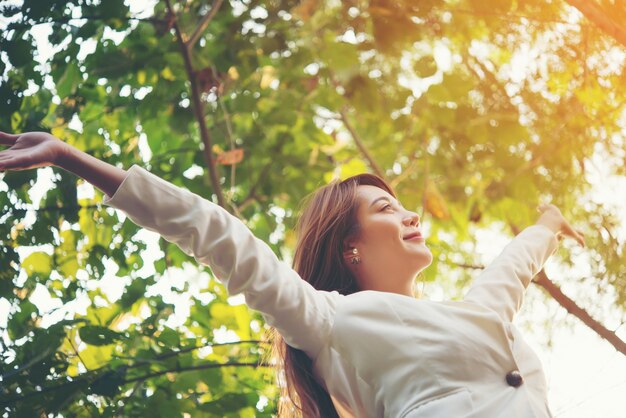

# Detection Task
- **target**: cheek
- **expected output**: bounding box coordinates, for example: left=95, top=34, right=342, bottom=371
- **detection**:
left=364, top=219, right=399, bottom=241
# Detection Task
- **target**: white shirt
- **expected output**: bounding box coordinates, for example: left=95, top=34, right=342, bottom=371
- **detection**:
left=104, top=165, right=558, bottom=418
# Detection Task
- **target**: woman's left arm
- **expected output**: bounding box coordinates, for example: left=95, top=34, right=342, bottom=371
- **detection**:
left=464, top=204, right=584, bottom=322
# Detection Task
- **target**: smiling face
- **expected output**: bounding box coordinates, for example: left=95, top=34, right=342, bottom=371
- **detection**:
left=345, top=185, right=433, bottom=295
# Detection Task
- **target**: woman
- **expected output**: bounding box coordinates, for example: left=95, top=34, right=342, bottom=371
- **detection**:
left=0, top=131, right=584, bottom=417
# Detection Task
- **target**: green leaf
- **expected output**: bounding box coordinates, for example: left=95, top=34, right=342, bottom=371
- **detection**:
left=7, top=299, right=38, bottom=340
left=3, top=38, right=32, bottom=68
left=156, top=327, right=180, bottom=347
left=89, top=370, right=125, bottom=397
left=198, top=392, right=258, bottom=414
left=56, top=63, right=81, bottom=98
left=79, top=325, right=124, bottom=346
left=97, top=0, right=128, bottom=20
left=2, top=168, right=37, bottom=190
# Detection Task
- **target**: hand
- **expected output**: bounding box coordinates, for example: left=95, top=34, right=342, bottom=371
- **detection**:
left=535, top=203, right=585, bottom=247
left=0, top=131, right=70, bottom=171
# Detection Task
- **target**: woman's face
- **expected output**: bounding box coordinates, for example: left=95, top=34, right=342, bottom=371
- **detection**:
left=348, top=185, right=432, bottom=295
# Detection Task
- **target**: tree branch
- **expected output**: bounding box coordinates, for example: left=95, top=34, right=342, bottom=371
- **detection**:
left=533, top=270, right=626, bottom=356
left=507, top=223, right=626, bottom=356
left=0, top=347, right=54, bottom=381
left=339, top=108, right=386, bottom=180
left=164, top=0, right=226, bottom=208
left=123, top=361, right=265, bottom=385
left=66, top=337, right=89, bottom=372
left=7, top=15, right=163, bottom=30
left=564, top=0, right=626, bottom=48
left=114, top=339, right=267, bottom=364
left=3, top=203, right=101, bottom=216
left=0, top=361, right=267, bottom=407
left=456, top=257, right=626, bottom=356
left=186, top=0, right=224, bottom=49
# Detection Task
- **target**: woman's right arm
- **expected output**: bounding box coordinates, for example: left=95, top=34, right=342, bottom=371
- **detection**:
left=1, top=131, right=338, bottom=358
left=101, top=164, right=338, bottom=358
left=0, top=131, right=126, bottom=197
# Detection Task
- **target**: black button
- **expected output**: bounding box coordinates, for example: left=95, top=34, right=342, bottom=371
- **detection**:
left=506, top=370, right=524, bottom=387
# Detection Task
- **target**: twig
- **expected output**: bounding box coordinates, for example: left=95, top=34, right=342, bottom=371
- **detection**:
left=236, top=134, right=290, bottom=212
left=66, top=336, right=89, bottom=372
left=113, top=339, right=267, bottom=364
left=564, top=0, right=626, bottom=47
left=2, top=203, right=101, bottom=215
left=7, top=15, right=163, bottom=29
left=0, top=348, right=54, bottom=380
left=338, top=108, right=386, bottom=180
left=164, top=0, right=226, bottom=208
left=0, top=361, right=267, bottom=407
left=215, top=69, right=238, bottom=199
left=186, top=0, right=224, bottom=48
left=123, top=361, right=265, bottom=384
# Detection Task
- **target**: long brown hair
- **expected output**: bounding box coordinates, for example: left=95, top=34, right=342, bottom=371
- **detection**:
left=269, top=173, right=395, bottom=417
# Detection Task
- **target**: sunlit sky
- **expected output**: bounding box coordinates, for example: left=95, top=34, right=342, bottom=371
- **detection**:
left=1, top=0, right=626, bottom=416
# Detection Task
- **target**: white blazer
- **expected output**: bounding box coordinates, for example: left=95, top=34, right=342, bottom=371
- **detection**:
left=104, top=165, right=558, bottom=418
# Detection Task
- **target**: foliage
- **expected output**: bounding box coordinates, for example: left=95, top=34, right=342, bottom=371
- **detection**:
left=1, top=0, right=625, bottom=416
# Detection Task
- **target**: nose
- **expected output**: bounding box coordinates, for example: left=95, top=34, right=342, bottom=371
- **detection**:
left=402, top=211, right=420, bottom=227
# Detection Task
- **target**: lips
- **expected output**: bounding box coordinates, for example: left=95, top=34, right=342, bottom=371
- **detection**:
left=403, top=231, right=423, bottom=241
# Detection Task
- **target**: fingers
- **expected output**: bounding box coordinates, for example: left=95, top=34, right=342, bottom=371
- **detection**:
left=0, top=156, right=14, bottom=170
left=0, top=156, right=12, bottom=172
left=536, top=203, right=584, bottom=248
left=537, top=203, right=558, bottom=214
left=0, top=131, right=20, bottom=146
left=567, top=225, right=586, bottom=248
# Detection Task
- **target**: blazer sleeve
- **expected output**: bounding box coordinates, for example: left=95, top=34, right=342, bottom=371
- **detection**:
left=102, top=165, right=338, bottom=358
left=464, top=225, right=558, bottom=322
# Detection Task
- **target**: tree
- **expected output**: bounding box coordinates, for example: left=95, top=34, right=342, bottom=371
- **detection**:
left=1, top=0, right=624, bottom=416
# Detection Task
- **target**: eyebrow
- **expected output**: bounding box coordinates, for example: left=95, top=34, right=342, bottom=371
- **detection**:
left=369, top=196, right=392, bottom=208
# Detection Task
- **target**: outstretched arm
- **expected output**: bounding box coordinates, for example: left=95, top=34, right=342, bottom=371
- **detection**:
left=464, top=204, right=584, bottom=322
left=1, top=131, right=337, bottom=359
left=0, top=131, right=126, bottom=197
left=102, top=165, right=338, bottom=356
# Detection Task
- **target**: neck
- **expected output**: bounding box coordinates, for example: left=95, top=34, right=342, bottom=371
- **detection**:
left=357, top=269, right=416, bottom=297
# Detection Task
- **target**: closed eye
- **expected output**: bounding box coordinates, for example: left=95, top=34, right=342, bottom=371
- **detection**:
left=381, top=204, right=393, bottom=211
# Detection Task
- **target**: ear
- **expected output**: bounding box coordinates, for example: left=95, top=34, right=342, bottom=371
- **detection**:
left=342, top=239, right=358, bottom=262
left=342, top=238, right=357, bottom=252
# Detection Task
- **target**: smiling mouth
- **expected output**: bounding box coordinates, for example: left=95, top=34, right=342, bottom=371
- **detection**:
left=403, top=232, right=424, bottom=241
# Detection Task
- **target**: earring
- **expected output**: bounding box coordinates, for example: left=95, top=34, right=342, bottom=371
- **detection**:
left=350, top=248, right=361, bottom=265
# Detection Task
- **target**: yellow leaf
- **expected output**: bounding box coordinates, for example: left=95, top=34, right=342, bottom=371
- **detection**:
left=137, top=70, right=146, bottom=84
left=79, top=344, right=114, bottom=370
left=424, top=180, right=450, bottom=220
left=308, top=145, right=319, bottom=166
left=10, top=222, right=24, bottom=240
left=260, top=65, right=277, bottom=89
left=339, top=159, right=368, bottom=179
left=160, top=67, right=175, bottom=81
left=51, top=126, right=65, bottom=139
left=66, top=363, right=79, bottom=377
left=292, top=0, right=318, bottom=21
left=228, top=66, right=239, bottom=80
left=11, top=112, right=22, bottom=130
left=22, top=252, right=53, bottom=276
left=233, top=305, right=252, bottom=340
left=216, top=148, right=244, bottom=165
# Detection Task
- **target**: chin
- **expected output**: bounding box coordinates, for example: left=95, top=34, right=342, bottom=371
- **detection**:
left=413, top=249, right=433, bottom=270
